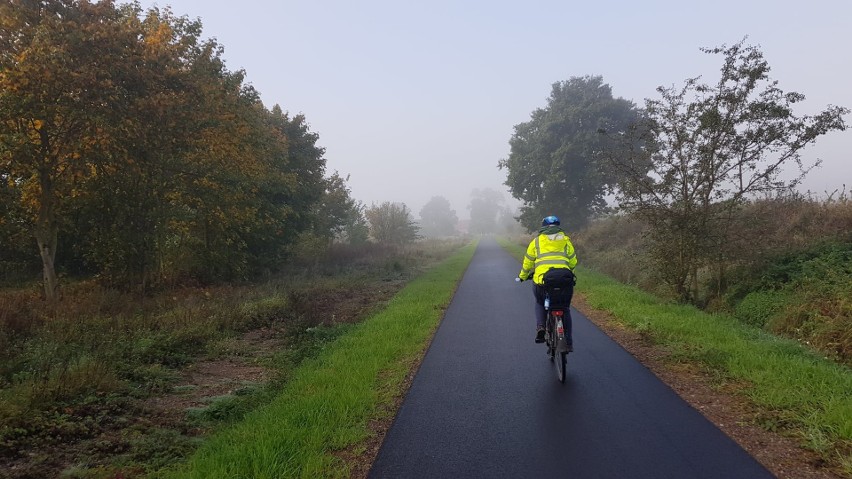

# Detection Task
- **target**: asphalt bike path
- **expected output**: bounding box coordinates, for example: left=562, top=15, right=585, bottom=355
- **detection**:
left=368, top=237, right=774, bottom=479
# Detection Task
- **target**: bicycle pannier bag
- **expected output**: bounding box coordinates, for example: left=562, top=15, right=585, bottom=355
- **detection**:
left=542, top=268, right=575, bottom=287
left=542, top=268, right=575, bottom=308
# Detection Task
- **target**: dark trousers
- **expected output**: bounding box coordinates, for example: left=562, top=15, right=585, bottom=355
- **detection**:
left=533, top=283, right=574, bottom=346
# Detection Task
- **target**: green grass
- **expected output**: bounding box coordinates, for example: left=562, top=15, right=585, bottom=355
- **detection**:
left=497, top=237, right=852, bottom=473
left=161, top=241, right=477, bottom=478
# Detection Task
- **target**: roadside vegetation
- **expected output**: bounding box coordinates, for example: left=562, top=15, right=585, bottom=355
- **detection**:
left=164, top=242, right=476, bottom=478
left=0, top=239, right=469, bottom=477
left=499, top=233, right=852, bottom=474
left=577, top=192, right=852, bottom=366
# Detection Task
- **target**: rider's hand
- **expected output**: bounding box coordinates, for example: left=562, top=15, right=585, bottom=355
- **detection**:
left=515, top=277, right=523, bottom=282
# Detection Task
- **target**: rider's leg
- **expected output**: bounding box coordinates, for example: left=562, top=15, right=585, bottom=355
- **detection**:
left=533, top=285, right=547, bottom=328
left=533, top=285, right=546, bottom=342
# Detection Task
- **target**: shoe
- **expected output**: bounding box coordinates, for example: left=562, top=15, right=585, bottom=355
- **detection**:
left=535, top=328, right=545, bottom=343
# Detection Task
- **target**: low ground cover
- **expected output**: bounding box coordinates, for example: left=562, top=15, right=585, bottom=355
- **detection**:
left=0, top=239, right=468, bottom=478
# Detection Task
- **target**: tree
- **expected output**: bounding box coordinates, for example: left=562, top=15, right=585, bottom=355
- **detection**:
left=0, top=0, right=151, bottom=300
left=0, top=174, right=37, bottom=280
left=419, top=196, right=458, bottom=237
left=313, top=172, right=368, bottom=244
left=612, top=40, right=848, bottom=302
left=365, top=202, right=419, bottom=244
left=499, top=76, right=642, bottom=231
left=467, top=188, right=505, bottom=234
left=77, top=6, right=227, bottom=288
left=0, top=1, right=332, bottom=293
left=342, top=201, right=370, bottom=245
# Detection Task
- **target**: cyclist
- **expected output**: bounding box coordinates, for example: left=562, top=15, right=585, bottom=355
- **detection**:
left=517, top=215, right=578, bottom=347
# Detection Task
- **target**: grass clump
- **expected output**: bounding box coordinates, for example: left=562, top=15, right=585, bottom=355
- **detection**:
left=163, top=242, right=476, bottom=478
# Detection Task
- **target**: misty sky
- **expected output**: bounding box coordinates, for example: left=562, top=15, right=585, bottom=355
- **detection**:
left=140, top=0, right=851, bottom=218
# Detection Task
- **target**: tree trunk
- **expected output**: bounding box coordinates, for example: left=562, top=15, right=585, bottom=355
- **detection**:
left=35, top=164, right=60, bottom=302
left=36, top=201, right=59, bottom=302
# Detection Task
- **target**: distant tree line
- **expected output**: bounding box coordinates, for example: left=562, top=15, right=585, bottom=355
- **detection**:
left=0, top=0, right=364, bottom=299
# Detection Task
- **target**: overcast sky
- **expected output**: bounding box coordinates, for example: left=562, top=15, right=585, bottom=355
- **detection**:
left=140, top=0, right=851, bottom=217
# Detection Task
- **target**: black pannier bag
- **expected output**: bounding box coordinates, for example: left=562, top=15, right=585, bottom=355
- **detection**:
left=542, top=268, right=575, bottom=308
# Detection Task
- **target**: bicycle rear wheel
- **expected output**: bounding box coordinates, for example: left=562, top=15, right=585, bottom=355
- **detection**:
left=555, top=350, right=566, bottom=383
left=553, top=314, right=567, bottom=383
left=546, top=315, right=555, bottom=361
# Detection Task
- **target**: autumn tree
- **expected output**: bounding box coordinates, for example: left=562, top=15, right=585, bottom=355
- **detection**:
left=418, top=196, right=458, bottom=237
left=499, top=76, right=642, bottom=231
left=612, top=40, right=848, bottom=302
left=0, top=1, right=331, bottom=292
left=365, top=202, right=419, bottom=244
left=76, top=6, right=222, bottom=287
left=0, top=0, right=154, bottom=299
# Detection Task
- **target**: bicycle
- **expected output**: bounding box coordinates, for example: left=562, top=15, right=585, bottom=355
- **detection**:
left=543, top=289, right=570, bottom=383
left=516, top=276, right=574, bottom=383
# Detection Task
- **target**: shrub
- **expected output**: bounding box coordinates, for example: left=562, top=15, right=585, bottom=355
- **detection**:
left=734, top=290, right=786, bottom=328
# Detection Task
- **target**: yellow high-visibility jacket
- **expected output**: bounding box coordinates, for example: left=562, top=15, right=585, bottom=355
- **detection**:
left=518, top=227, right=577, bottom=285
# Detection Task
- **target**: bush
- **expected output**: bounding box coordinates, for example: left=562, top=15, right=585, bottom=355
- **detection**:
left=734, top=290, right=786, bottom=327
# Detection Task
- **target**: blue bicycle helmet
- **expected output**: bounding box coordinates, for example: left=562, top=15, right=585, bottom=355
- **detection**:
left=542, top=215, right=560, bottom=226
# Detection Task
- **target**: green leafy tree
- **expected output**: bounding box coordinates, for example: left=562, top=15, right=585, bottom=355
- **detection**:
left=0, top=174, right=37, bottom=281
left=612, top=40, right=848, bottom=302
left=313, top=172, right=368, bottom=244
left=499, top=76, right=641, bottom=231
left=419, top=196, right=458, bottom=237
left=343, top=201, right=370, bottom=245
left=365, top=202, right=419, bottom=244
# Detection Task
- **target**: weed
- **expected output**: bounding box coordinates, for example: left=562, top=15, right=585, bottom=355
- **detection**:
left=127, top=428, right=203, bottom=471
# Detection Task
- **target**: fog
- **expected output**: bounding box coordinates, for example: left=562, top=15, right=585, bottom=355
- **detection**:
left=141, top=0, right=852, bottom=217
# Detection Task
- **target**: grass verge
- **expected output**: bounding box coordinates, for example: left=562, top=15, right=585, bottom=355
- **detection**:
left=162, top=241, right=477, bottom=478
left=497, top=237, right=852, bottom=474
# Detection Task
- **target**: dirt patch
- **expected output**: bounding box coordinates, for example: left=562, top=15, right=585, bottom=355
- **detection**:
left=570, top=293, right=846, bottom=479
left=144, top=359, right=269, bottom=422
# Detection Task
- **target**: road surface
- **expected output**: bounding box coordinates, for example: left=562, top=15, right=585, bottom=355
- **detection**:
left=369, top=237, right=774, bottom=479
